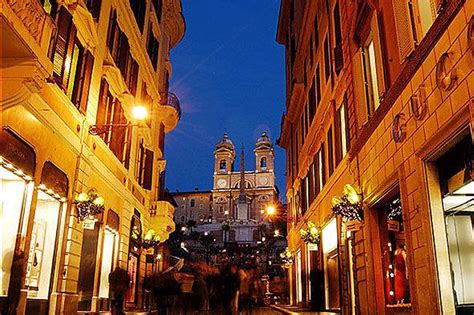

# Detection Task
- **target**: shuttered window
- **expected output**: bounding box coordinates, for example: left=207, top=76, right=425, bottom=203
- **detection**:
left=333, top=1, right=344, bottom=74
left=308, top=78, right=316, bottom=123
left=392, top=0, right=416, bottom=62
left=324, top=35, right=330, bottom=82
left=327, top=127, right=334, bottom=177
left=71, top=49, right=94, bottom=114
left=52, top=7, right=76, bottom=89
left=136, top=142, right=154, bottom=189
left=96, top=79, right=132, bottom=168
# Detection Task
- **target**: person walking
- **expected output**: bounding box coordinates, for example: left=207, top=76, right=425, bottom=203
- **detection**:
left=221, top=263, right=240, bottom=315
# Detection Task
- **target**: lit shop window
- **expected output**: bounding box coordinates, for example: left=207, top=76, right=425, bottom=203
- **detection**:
left=322, top=218, right=340, bottom=310
left=379, top=197, right=411, bottom=306
left=0, top=165, right=34, bottom=297
left=295, top=250, right=303, bottom=303
left=25, top=190, right=65, bottom=299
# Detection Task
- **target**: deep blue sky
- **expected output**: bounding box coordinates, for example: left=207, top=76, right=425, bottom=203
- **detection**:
left=165, top=0, right=286, bottom=195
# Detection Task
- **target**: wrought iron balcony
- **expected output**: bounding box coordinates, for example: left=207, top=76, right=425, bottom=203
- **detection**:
left=163, top=92, right=182, bottom=119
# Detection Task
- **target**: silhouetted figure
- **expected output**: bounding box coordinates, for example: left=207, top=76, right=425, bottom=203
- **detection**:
left=109, top=267, right=130, bottom=315
left=4, top=250, right=25, bottom=315
left=221, top=264, right=240, bottom=315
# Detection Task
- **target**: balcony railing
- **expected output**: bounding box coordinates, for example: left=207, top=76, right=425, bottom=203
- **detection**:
left=5, top=0, right=49, bottom=46
left=163, top=92, right=181, bottom=119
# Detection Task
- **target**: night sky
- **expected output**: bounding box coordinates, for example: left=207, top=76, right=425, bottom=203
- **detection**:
left=165, top=0, right=286, bottom=196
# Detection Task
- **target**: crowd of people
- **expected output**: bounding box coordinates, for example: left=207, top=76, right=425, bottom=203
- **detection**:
left=150, top=260, right=269, bottom=314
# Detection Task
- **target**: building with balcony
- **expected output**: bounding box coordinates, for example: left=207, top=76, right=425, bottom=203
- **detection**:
left=277, top=0, right=473, bottom=314
left=0, top=0, right=185, bottom=313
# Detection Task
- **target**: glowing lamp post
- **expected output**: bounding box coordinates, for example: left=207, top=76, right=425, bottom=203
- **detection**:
left=89, top=105, right=148, bottom=135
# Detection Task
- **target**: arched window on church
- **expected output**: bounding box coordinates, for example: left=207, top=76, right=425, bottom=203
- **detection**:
left=260, top=157, right=267, bottom=168
left=219, top=159, right=227, bottom=170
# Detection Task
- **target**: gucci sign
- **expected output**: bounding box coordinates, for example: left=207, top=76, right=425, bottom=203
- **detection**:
left=410, top=85, right=427, bottom=121
left=436, top=52, right=457, bottom=91
left=392, top=113, right=406, bottom=143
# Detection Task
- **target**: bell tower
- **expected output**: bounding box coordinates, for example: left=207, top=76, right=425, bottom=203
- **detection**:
left=254, top=132, right=274, bottom=173
left=213, top=133, right=235, bottom=190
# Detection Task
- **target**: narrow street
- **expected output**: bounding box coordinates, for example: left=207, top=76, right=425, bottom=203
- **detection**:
left=1, top=0, right=472, bottom=314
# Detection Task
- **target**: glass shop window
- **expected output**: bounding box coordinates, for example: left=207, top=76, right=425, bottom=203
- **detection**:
left=322, top=218, right=340, bottom=310
left=25, top=190, right=64, bottom=299
left=379, top=196, right=411, bottom=306
left=437, top=134, right=474, bottom=307
left=0, top=165, right=34, bottom=297
left=295, top=250, right=303, bottom=303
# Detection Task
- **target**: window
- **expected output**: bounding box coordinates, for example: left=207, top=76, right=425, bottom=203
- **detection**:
left=147, top=24, right=160, bottom=70
left=327, top=128, right=334, bottom=177
left=309, top=76, right=316, bottom=123
left=85, top=0, right=101, bottom=19
left=219, top=160, right=227, bottom=171
left=51, top=8, right=94, bottom=113
left=260, top=157, right=267, bottom=168
left=136, top=139, right=154, bottom=190
left=129, top=0, right=146, bottom=32
left=316, top=66, right=321, bottom=106
left=219, top=206, right=224, bottom=214
left=39, top=0, right=59, bottom=18
left=96, top=79, right=132, bottom=168
left=333, top=1, right=343, bottom=74
left=335, top=100, right=349, bottom=165
left=378, top=196, right=411, bottom=306
left=324, top=35, right=331, bottom=82
left=107, top=11, right=138, bottom=95
left=392, top=0, right=440, bottom=61
left=362, top=39, right=380, bottom=115
left=191, top=199, right=195, bottom=207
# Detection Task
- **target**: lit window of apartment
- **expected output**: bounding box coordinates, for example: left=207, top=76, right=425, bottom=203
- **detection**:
left=335, top=99, right=349, bottom=166
left=362, top=39, right=380, bottom=115
left=327, top=127, right=334, bottom=177
left=51, top=7, right=94, bottom=114
left=393, top=0, right=441, bottom=61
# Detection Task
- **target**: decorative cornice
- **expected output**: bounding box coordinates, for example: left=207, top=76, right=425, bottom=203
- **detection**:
left=164, top=0, right=185, bottom=48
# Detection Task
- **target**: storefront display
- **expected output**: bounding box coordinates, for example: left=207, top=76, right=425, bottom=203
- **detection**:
left=379, top=197, right=410, bottom=306
left=126, top=212, right=142, bottom=304
left=295, top=249, right=302, bottom=304
left=0, top=129, right=35, bottom=302
left=322, top=218, right=340, bottom=310
left=98, top=210, right=119, bottom=303
left=436, top=134, right=473, bottom=310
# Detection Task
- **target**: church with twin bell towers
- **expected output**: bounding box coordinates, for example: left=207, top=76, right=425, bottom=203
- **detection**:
left=172, top=132, right=278, bottom=245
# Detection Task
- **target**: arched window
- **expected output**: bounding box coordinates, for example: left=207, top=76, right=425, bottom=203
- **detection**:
left=260, top=157, right=267, bottom=168
left=219, top=159, right=227, bottom=170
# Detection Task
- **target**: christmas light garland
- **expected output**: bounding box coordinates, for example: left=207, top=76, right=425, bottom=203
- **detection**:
left=74, top=188, right=105, bottom=221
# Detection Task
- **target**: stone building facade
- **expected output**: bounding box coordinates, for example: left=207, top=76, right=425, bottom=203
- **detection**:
left=172, top=132, right=279, bottom=245
left=0, top=0, right=185, bottom=313
left=277, top=0, right=473, bottom=314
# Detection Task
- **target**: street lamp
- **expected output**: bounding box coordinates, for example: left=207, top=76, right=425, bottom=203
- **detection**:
left=88, top=105, right=148, bottom=135
left=266, top=205, right=276, bottom=216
